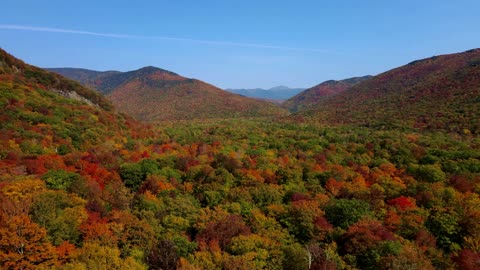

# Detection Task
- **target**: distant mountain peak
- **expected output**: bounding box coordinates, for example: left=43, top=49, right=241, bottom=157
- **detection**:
left=49, top=66, right=288, bottom=121
left=226, top=86, right=305, bottom=100
left=269, top=85, right=291, bottom=91
left=133, top=66, right=180, bottom=76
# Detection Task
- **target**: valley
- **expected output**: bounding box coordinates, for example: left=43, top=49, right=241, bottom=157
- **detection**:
left=1, top=46, right=479, bottom=270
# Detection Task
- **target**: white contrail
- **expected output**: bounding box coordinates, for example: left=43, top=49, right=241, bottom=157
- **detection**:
left=0, top=24, right=330, bottom=53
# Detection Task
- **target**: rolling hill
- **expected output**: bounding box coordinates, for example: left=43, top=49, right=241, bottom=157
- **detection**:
left=300, top=49, right=480, bottom=134
left=283, top=76, right=371, bottom=112
left=46, top=67, right=122, bottom=92
left=49, top=67, right=288, bottom=121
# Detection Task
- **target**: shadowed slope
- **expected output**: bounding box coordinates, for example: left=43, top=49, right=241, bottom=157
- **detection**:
left=301, top=49, right=480, bottom=133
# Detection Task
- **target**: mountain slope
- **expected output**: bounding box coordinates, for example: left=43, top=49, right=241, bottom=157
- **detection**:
left=0, top=48, right=157, bottom=268
left=2, top=48, right=479, bottom=269
left=225, top=86, right=305, bottom=100
left=0, top=51, right=113, bottom=111
left=301, top=49, right=480, bottom=133
left=283, top=76, right=371, bottom=112
left=0, top=48, right=151, bottom=157
left=50, top=67, right=288, bottom=121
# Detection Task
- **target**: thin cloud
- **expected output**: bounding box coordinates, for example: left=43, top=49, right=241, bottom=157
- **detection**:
left=0, top=24, right=331, bottom=53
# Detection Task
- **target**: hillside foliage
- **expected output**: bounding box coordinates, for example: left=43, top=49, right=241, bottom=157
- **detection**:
left=1, top=49, right=480, bottom=269
left=1, top=49, right=113, bottom=111
left=49, top=67, right=288, bottom=121
left=301, top=49, right=480, bottom=134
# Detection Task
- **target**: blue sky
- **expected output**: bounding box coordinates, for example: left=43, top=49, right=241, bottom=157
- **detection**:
left=1, top=0, right=479, bottom=88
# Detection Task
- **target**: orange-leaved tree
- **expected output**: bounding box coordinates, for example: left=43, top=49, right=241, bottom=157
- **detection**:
left=0, top=212, right=57, bottom=269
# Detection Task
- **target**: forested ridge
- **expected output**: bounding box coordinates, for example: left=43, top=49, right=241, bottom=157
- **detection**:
left=1, top=48, right=480, bottom=269
left=48, top=66, right=288, bottom=122
left=301, top=49, right=480, bottom=134
left=282, top=76, right=371, bottom=112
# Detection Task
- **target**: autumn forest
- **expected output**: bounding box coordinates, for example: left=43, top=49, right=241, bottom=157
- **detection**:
left=1, top=46, right=480, bottom=270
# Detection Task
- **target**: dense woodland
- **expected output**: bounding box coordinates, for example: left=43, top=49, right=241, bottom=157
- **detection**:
left=305, top=49, right=480, bottom=135
left=1, top=48, right=480, bottom=270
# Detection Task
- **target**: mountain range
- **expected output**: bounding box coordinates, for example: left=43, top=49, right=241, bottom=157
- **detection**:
left=48, top=48, right=480, bottom=134
left=1, top=47, right=480, bottom=269
left=225, top=86, right=305, bottom=100
left=3, top=46, right=478, bottom=135
left=48, top=67, right=288, bottom=121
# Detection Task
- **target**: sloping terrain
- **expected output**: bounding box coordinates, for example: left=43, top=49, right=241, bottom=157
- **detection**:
left=50, top=67, right=288, bottom=121
left=1, top=50, right=113, bottom=111
left=1, top=48, right=480, bottom=270
left=0, top=49, right=149, bottom=155
left=302, top=49, right=480, bottom=133
left=283, top=76, right=371, bottom=112
left=0, top=49, right=154, bottom=269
